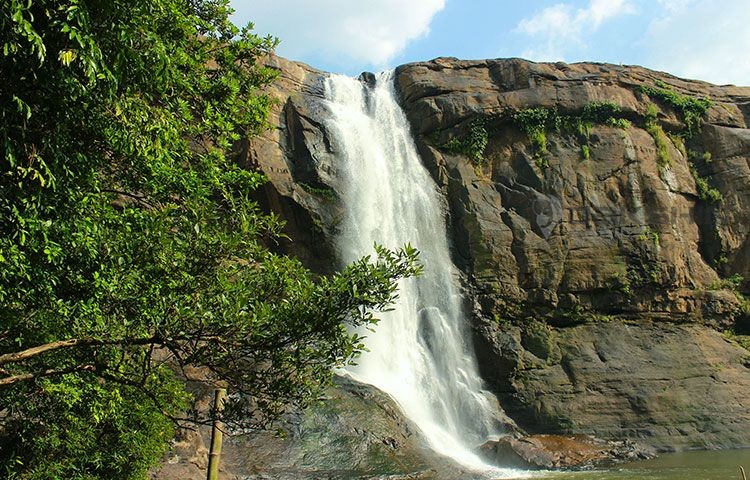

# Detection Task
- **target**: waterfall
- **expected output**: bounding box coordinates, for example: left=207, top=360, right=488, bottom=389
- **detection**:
left=322, top=71, right=518, bottom=477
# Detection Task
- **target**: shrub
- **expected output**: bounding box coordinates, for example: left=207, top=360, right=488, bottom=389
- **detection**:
left=441, top=118, right=489, bottom=164
left=638, top=81, right=711, bottom=138
left=582, top=101, right=621, bottom=123
left=581, top=144, right=591, bottom=160
left=690, top=165, right=723, bottom=203
left=512, top=102, right=631, bottom=166
left=639, top=227, right=660, bottom=248
left=512, top=108, right=560, bottom=168
left=513, top=107, right=562, bottom=134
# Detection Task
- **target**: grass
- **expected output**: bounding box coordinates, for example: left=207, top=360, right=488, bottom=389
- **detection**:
left=644, top=103, right=671, bottom=171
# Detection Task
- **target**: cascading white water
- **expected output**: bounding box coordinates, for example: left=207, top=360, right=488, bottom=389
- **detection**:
left=323, top=71, right=522, bottom=477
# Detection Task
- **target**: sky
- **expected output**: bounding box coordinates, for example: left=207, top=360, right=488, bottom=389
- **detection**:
left=231, top=0, right=750, bottom=86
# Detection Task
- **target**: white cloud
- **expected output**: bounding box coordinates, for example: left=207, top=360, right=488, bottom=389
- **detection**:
left=655, top=0, right=699, bottom=14
left=644, top=0, right=750, bottom=85
left=231, top=0, right=445, bottom=69
left=515, top=0, right=636, bottom=60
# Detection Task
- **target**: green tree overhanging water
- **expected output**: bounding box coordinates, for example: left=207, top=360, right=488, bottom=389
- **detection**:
left=0, top=1, right=420, bottom=478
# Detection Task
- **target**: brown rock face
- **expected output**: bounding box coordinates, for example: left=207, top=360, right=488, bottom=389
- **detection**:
left=473, top=318, right=750, bottom=451
left=478, top=434, right=650, bottom=469
left=391, top=58, right=750, bottom=450
left=395, top=58, right=750, bottom=322
left=245, top=55, right=750, bottom=453
left=237, top=55, right=342, bottom=275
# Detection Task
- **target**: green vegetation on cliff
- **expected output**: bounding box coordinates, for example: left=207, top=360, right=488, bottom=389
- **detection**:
left=511, top=102, right=630, bottom=166
left=438, top=101, right=636, bottom=168
left=687, top=150, right=723, bottom=203
left=512, top=107, right=559, bottom=168
left=690, top=165, right=723, bottom=202
left=0, top=1, right=420, bottom=478
left=440, top=117, right=489, bottom=164
left=638, top=80, right=711, bottom=138
left=644, top=103, right=672, bottom=171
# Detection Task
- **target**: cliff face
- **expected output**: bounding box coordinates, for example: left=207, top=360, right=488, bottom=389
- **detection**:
left=395, top=58, right=750, bottom=324
left=244, top=55, right=750, bottom=452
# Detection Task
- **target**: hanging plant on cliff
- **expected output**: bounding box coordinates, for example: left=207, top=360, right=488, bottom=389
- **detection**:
left=0, top=1, right=420, bottom=478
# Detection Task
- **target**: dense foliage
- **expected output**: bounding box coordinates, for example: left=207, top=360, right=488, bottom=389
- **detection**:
left=0, top=1, right=420, bottom=478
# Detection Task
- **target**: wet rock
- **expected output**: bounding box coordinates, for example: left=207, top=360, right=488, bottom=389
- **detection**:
left=478, top=434, right=653, bottom=469
left=359, top=71, right=377, bottom=88
left=239, top=55, right=342, bottom=275
left=152, top=376, right=470, bottom=480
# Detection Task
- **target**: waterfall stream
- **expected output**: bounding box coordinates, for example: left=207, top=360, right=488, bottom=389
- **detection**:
left=322, top=71, right=519, bottom=476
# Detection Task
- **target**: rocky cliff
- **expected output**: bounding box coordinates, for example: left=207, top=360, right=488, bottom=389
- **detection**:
left=238, top=55, right=750, bottom=460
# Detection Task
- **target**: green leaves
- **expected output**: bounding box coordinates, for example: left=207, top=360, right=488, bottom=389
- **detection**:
left=638, top=80, right=711, bottom=138
left=513, top=106, right=560, bottom=133
left=2, top=371, right=187, bottom=480
left=440, top=118, right=489, bottom=164
left=3, top=0, right=46, bottom=62
left=0, top=2, right=418, bottom=478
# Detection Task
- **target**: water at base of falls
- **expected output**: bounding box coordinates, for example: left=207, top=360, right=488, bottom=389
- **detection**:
left=322, top=71, right=526, bottom=478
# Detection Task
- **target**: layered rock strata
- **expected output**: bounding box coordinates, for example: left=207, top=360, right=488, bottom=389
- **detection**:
left=241, top=55, right=750, bottom=453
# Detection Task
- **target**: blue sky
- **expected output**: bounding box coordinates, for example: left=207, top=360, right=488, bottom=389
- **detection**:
left=231, top=0, right=750, bottom=86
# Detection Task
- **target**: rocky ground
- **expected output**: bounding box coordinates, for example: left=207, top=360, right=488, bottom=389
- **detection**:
left=151, top=376, right=476, bottom=480
left=152, top=375, right=650, bottom=479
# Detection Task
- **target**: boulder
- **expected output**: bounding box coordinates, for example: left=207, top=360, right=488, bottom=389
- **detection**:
left=478, top=434, right=652, bottom=469
left=152, top=375, right=468, bottom=479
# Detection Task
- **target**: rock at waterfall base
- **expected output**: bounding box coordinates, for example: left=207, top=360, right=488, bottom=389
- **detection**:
left=478, top=434, right=654, bottom=469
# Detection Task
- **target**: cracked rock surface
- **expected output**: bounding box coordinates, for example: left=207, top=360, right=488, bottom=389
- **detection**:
left=210, top=55, right=750, bottom=477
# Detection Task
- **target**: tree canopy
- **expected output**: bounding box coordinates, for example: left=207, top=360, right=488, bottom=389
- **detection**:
left=0, top=1, right=420, bottom=478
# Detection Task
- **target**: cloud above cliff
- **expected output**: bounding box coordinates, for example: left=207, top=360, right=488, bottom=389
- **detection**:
left=643, top=0, right=750, bottom=85
left=232, top=0, right=445, bottom=69
left=509, top=0, right=749, bottom=85
left=230, top=0, right=750, bottom=85
left=515, top=0, right=636, bottom=60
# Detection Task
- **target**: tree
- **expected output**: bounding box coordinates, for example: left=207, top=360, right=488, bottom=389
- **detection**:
left=0, top=1, right=420, bottom=478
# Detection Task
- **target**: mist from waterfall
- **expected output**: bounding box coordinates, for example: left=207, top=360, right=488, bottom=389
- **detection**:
left=322, top=71, right=520, bottom=477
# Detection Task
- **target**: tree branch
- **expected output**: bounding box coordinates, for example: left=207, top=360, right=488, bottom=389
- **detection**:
left=101, top=189, right=157, bottom=209
left=0, top=364, right=96, bottom=386
left=0, top=336, right=162, bottom=365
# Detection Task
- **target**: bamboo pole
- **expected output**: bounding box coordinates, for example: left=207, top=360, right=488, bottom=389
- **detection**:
left=206, top=388, right=227, bottom=480
left=740, top=466, right=747, bottom=480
